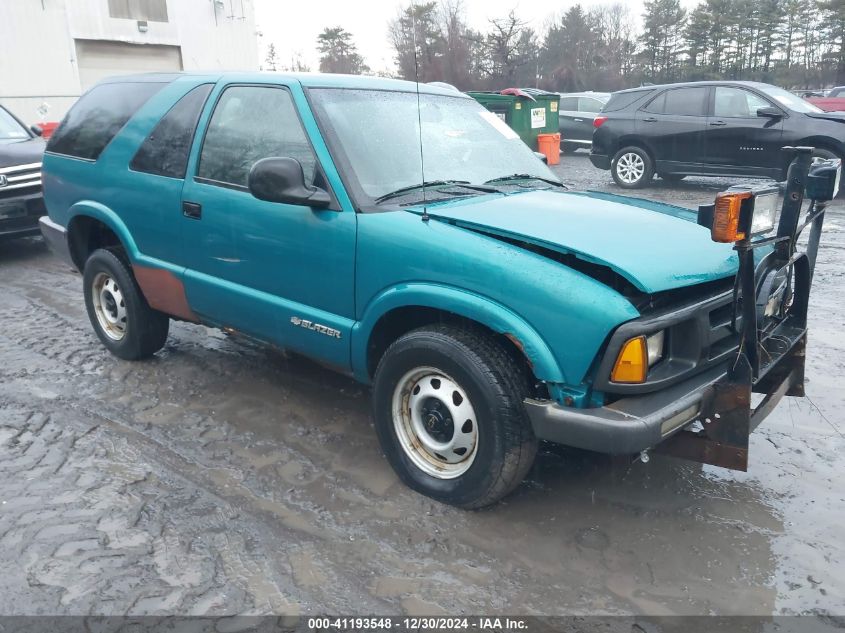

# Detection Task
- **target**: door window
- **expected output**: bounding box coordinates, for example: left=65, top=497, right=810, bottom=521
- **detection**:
left=714, top=87, right=772, bottom=118
left=578, top=97, right=603, bottom=113
left=558, top=97, right=578, bottom=111
left=197, top=85, right=317, bottom=189
left=644, top=87, right=708, bottom=116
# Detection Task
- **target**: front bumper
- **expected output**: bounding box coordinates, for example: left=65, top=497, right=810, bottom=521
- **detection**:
left=588, top=152, right=611, bottom=170
left=526, top=364, right=726, bottom=455
left=0, top=191, right=45, bottom=242
left=525, top=321, right=805, bottom=471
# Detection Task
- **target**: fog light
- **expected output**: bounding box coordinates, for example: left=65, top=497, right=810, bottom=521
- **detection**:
left=610, top=336, right=647, bottom=383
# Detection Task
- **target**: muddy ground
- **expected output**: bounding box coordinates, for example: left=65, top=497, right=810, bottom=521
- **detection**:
left=0, top=154, right=844, bottom=618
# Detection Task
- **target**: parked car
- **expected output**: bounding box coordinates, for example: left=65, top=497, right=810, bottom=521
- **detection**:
left=0, top=104, right=45, bottom=241
left=590, top=80, right=845, bottom=188
left=805, top=87, right=845, bottom=112
left=39, top=73, right=832, bottom=508
left=557, top=91, right=610, bottom=152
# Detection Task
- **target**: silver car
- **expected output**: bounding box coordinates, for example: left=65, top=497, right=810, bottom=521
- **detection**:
left=557, top=91, right=610, bottom=152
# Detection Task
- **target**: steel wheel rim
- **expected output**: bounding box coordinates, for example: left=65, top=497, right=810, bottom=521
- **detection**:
left=617, top=152, right=645, bottom=184
left=391, top=367, right=479, bottom=479
left=91, top=272, right=127, bottom=341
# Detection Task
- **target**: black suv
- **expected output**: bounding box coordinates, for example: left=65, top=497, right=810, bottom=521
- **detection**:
left=0, top=104, right=45, bottom=241
left=590, top=81, right=845, bottom=188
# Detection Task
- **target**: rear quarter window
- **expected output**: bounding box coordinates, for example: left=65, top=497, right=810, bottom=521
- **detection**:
left=47, top=81, right=166, bottom=160
left=130, top=83, right=212, bottom=179
left=603, top=90, right=654, bottom=112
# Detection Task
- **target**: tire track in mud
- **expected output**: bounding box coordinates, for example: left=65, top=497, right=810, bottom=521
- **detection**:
left=0, top=278, right=538, bottom=615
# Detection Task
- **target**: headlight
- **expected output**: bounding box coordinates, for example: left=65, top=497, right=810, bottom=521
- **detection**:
left=646, top=330, right=665, bottom=367
left=710, top=185, right=779, bottom=243
left=610, top=330, right=665, bottom=383
left=748, top=190, right=778, bottom=236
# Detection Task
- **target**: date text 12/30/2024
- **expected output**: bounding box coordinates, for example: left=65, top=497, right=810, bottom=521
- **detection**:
left=306, top=617, right=529, bottom=630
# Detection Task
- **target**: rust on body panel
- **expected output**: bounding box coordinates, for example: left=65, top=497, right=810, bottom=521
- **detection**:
left=132, top=265, right=199, bottom=323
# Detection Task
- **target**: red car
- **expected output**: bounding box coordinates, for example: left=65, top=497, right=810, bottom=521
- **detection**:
left=806, top=86, right=845, bottom=112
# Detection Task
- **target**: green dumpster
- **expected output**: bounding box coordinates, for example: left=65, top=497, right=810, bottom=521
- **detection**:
left=467, top=89, right=560, bottom=151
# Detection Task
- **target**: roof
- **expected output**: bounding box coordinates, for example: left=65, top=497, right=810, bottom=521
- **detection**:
left=558, top=91, right=611, bottom=99
left=613, top=80, right=776, bottom=94
left=97, top=71, right=469, bottom=97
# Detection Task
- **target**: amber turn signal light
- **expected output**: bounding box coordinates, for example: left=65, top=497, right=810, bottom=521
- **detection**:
left=610, top=336, right=648, bottom=383
left=711, top=191, right=752, bottom=242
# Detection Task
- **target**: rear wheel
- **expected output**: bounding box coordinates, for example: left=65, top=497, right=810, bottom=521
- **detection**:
left=611, top=146, right=654, bottom=189
left=373, top=325, right=538, bottom=509
left=83, top=248, right=169, bottom=360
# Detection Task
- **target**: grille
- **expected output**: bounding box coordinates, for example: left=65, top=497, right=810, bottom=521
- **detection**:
left=703, top=294, right=741, bottom=361
left=0, top=162, right=42, bottom=199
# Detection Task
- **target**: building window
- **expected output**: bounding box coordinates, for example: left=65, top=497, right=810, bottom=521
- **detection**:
left=108, top=0, right=169, bottom=23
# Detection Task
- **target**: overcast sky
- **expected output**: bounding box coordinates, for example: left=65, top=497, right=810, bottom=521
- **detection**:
left=254, top=0, right=698, bottom=75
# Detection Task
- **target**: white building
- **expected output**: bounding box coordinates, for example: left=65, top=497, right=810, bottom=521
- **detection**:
left=0, top=0, right=259, bottom=123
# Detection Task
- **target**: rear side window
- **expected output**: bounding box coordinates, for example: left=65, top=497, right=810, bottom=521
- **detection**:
left=47, top=81, right=165, bottom=160
left=578, top=97, right=603, bottom=113
left=603, top=90, right=653, bottom=112
left=130, top=84, right=212, bottom=179
left=645, top=87, right=708, bottom=116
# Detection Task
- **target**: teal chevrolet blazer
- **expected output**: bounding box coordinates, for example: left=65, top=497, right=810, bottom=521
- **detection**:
left=39, top=72, right=833, bottom=508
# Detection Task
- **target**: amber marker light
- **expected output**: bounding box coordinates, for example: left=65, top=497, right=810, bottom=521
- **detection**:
left=610, top=336, right=648, bottom=383
left=711, top=190, right=752, bottom=243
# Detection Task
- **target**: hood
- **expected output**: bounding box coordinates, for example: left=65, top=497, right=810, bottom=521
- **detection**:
left=0, top=137, right=45, bottom=169
left=409, top=190, right=738, bottom=294
left=806, top=110, right=845, bottom=123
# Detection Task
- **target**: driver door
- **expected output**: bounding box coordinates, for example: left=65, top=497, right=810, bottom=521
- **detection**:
left=180, top=81, right=357, bottom=367
left=703, top=86, right=784, bottom=171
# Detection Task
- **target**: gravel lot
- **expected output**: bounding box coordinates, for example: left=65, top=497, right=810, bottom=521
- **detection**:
left=1, top=153, right=844, bottom=618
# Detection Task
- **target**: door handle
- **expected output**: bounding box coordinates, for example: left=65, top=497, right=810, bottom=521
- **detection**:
left=183, top=201, right=202, bottom=219
left=709, top=120, right=727, bottom=126
left=642, top=117, right=657, bottom=123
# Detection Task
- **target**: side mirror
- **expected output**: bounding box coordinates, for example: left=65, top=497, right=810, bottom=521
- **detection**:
left=757, top=106, right=782, bottom=119
left=533, top=151, right=548, bottom=164
left=247, top=157, right=331, bottom=208
left=30, top=124, right=43, bottom=137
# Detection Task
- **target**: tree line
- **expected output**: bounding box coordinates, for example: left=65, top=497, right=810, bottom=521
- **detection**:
left=266, top=0, right=845, bottom=91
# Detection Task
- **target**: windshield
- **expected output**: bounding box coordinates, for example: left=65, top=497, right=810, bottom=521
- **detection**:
left=757, top=85, right=823, bottom=113
left=309, top=88, right=559, bottom=206
left=0, top=107, right=31, bottom=145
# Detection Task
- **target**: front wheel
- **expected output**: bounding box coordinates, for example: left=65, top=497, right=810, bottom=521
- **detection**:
left=83, top=248, right=169, bottom=360
left=611, top=146, right=654, bottom=189
left=372, top=325, right=538, bottom=509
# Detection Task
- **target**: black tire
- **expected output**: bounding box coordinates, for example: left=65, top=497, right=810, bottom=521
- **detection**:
left=811, top=147, right=839, bottom=162
left=83, top=248, right=169, bottom=360
left=660, top=173, right=686, bottom=182
left=372, top=324, right=538, bottom=509
left=561, top=141, right=579, bottom=154
left=611, top=145, right=654, bottom=189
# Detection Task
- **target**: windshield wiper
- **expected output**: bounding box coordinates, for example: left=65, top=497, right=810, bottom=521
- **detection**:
left=374, top=180, right=498, bottom=203
left=484, top=174, right=565, bottom=187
